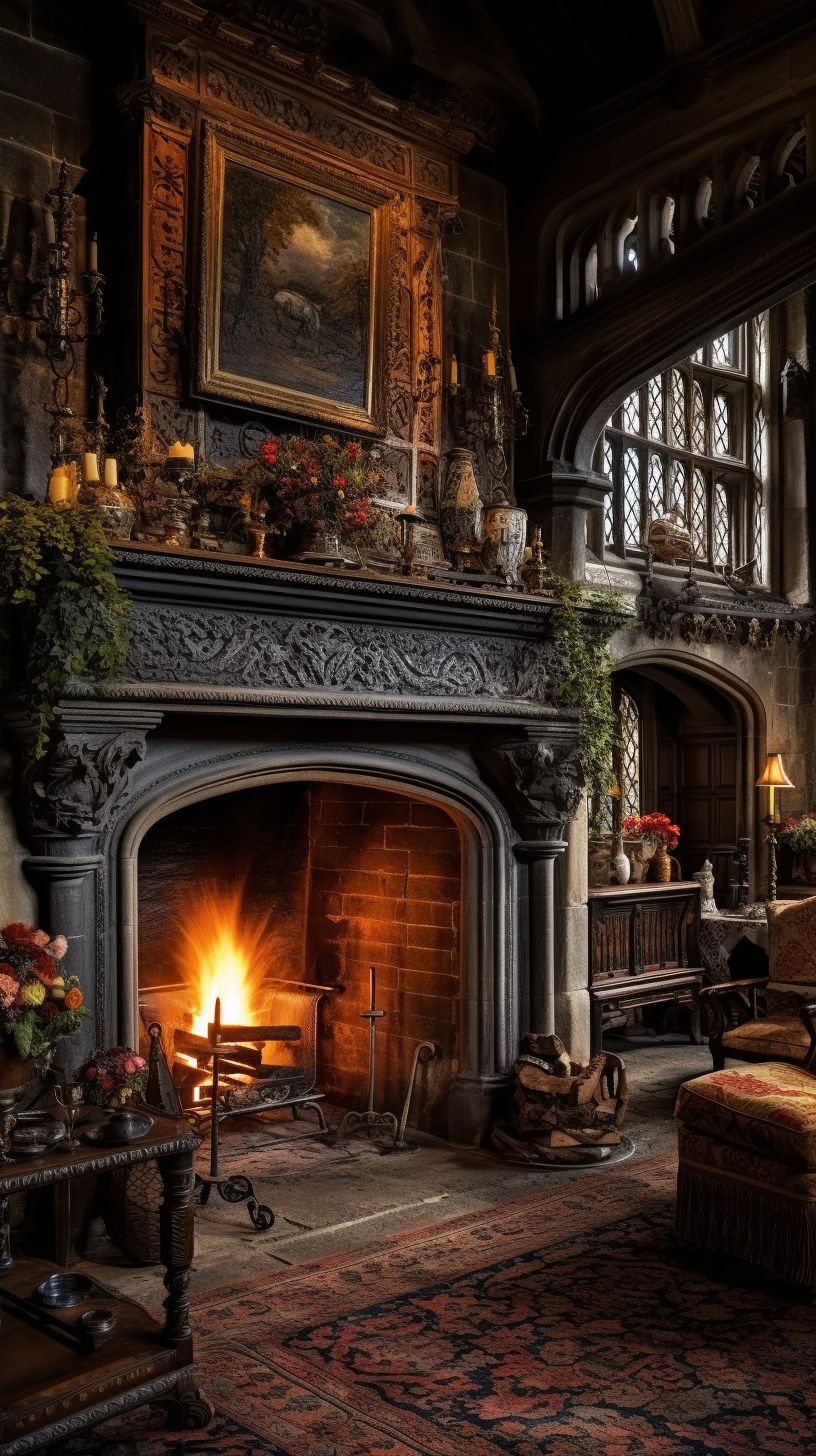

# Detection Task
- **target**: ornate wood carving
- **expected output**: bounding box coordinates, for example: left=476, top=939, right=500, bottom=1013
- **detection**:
left=138, top=11, right=464, bottom=519
left=142, top=117, right=189, bottom=400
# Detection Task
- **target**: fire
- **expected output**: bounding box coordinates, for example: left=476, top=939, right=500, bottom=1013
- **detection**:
left=174, top=887, right=271, bottom=1038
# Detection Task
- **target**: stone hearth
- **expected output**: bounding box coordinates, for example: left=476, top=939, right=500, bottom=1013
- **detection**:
left=2, top=547, right=605, bottom=1143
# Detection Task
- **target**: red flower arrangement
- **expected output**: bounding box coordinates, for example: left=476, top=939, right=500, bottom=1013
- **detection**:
left=80, top=1046, right=148, bottom=1107
left=622, top=812, right=681, bottom=850
left=248, top=433, right=389, bottom=551
left=0, top=921, right=87, bottom=1060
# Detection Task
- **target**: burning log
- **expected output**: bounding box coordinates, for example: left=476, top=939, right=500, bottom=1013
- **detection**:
left=492, top=1033, right=628, bottom=1165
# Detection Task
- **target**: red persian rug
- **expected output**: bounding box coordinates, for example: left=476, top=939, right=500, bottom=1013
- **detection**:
left=57, top=1154, right=816, bottom=1456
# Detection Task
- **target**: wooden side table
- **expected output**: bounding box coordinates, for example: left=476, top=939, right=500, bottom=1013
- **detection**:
left=0, top=1106, right=211, bottom=1454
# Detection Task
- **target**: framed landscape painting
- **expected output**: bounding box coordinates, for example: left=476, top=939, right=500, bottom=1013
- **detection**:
left=197, top=125, right=390, bottom=431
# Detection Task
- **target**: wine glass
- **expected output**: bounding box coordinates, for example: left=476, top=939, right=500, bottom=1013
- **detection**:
left=54, top=1082, right=84, bottom=1149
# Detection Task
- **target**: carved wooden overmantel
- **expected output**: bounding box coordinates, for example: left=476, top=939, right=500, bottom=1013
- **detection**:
left=130, top=0, right=471, bottom=544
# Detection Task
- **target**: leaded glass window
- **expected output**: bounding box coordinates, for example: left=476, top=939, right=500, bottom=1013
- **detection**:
left=600, top=313, right=769, bottom=577
left=713, top=392, right=730, bottom=455
left=713, top=480, right=730, bottom=566
left=603, top=434, right=614, bottom=544
left=648, top=452, right=664, bottom=517
left=620, top=690, right=640, bottom=822
left=669, top=369, right=686, bottom=447
left=691, top=467, right=708, bottom=558
left=691, top=382, right=706, bottom=454
left=622, top=391, right=640, bottom=435
left=623, top=446, right=641, bottom=547
left=648, top=377, right=663, bottom=441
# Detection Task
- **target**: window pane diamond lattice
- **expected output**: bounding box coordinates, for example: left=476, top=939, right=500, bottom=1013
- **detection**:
left=603, top=435, right=615, bottom=544
left=713, top=480, right=730, bottom=566
left=620, top=691, right=640, bottom=823
left=691, top=383, right=706, bottom=454
left=669, top=370, right=686, bottom=447
left=691, top=468, right=707, bottom=558
left=648, top=453, right=664, bottom=517
left=648, top=377, right=663, bottom=441
left=622, top=392, right=640, bottom=435
left=623, top=447, right=641, bottom=547
left=712, top=333, right=732, bottom=366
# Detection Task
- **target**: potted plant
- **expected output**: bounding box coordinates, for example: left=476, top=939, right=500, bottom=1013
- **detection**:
left=622, top=812, right=681, bottom=884
left=0, top=921, right=88, bottom=1087
left=778, top=813, right=816, bottom=884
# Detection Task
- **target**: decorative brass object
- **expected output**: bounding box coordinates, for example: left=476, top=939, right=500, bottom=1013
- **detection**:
left=521, top=526, right=553, bottom=594
left=440, top=448, right=483, bottom=568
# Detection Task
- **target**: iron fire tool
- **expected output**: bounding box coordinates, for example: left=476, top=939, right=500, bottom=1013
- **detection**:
left=380, top=1040, right=439, bottom=1154
left=336, top=967, right=398, bottom=1140
left=195, top=997, right=300, bottom=1230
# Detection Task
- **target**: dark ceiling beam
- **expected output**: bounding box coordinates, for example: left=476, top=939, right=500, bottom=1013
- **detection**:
left=517, top=177, right=816, bottom=474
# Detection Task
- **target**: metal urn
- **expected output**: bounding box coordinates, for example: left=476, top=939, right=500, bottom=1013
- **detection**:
left=480, top=495, right=528, bottom=582
left=440, top=448, right=483, bottom=569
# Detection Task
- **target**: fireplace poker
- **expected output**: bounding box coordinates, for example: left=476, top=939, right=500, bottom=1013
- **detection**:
left=335, top=968, right=398, bottom=1140
left=380, top=1040, right=438, bottom=1155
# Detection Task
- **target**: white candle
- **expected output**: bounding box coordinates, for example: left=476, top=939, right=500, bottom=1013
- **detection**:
left=48, top=470, right=70, bottom=504
left=104, top=457, right=118, bottom=487
left=450, top=354, right=458, bottom=387
left=88, top=232, right=98, bottom=273
left=83, top=451, right=100, bottom=483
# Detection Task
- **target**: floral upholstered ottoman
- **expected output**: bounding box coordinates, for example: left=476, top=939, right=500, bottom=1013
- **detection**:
left=675, top=1062, right=816, bottom=1286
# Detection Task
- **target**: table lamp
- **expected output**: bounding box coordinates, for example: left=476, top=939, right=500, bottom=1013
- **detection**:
left=756, top=753, right=794, bottom=901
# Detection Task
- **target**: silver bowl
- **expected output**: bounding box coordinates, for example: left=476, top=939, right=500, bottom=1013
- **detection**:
left=77, top=1307, right=116, bottom=1339
left=36, top=1273, right=93, bottom=1308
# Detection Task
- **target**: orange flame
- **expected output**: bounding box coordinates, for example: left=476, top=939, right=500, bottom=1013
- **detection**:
left=174, top=887, right=271, bottom=1038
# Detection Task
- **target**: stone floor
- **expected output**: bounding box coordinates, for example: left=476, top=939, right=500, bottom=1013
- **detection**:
left=81, top=1033, right=712, bottom=1308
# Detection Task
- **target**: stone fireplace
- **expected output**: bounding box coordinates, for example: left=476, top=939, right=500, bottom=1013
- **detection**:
left=4, top=547, right=600, bottom=1143
left=136, top=780, right=462, bottom=1136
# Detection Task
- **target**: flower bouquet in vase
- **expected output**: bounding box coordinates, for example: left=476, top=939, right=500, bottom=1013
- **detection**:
left=622, top=813, right=681, bottom=884
left=0, top=922, right=87, bottom=1087
left=778, top=812, right=816, bottom=885
left=80, top=1047, right=148, bottom=1107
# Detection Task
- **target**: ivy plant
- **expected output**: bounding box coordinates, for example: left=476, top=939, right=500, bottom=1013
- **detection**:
left=548, top=581, right=630, bottom=833
left=0, top=496, right=130, bottom=755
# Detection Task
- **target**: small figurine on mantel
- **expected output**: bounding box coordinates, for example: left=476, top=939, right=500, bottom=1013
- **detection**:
left=693, top=859, right=718, bottom=914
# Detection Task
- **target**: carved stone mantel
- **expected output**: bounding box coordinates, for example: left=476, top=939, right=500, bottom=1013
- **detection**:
left=3, top=548, right=604, bottom=1121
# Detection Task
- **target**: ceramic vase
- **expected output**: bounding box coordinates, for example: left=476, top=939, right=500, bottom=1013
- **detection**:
left=610, top=835, right=631, bottom=885
left=441, top=448, right=483, bottom=568
left=650, top=843, right=672, bottom=883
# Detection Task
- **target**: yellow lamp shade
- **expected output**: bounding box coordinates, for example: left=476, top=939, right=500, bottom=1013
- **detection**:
left=756, top=753, right=795, bottom=790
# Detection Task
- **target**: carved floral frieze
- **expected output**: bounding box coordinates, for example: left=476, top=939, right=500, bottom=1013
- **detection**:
left=124, top=604, right=558, bottom=706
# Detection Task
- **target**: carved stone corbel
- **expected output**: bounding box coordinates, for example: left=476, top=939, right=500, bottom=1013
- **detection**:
left=6, top=702, right=163, bottom=839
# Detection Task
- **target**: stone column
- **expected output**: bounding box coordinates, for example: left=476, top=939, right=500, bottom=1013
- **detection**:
left=3, top=700, right=163, bottom=1064
left=479, top=722, right=583, bottom=1042
left=515, top=464, right=611, bottom=580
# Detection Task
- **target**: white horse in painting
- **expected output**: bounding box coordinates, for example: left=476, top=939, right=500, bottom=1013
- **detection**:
left=273, top=290, right=322, bottom=343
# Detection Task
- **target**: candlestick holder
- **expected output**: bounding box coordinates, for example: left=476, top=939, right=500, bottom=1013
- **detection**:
left=446, top=285, right=528, bottom=489
left=0, top=160, right=105, bottom=473
left=54, top=1081, right=84, bottom=1150
left=396, top=508, right=427, bottom=577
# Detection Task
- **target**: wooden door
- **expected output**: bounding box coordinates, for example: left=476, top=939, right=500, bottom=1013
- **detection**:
left=677, top=730, right=737, bottom=900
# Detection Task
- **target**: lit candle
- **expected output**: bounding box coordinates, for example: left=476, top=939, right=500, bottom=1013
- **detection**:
left=88, top=232, right=98, bottom=273
left=48, top=469, right=70, bottom=504
left=450, top=354, right=458, bottom=387
left=180, top=442, right=195, bottom=460
left=484, top=349, right=496, bottom=378
left=404, top=505, right=416, bottom=514
left=83, top=451, right=100, bottom=483
left=167, top=441, right=185, bottom=458
left=104, top=457, right=118, bottom=487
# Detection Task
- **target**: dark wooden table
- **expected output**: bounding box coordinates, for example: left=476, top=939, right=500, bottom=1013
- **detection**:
left=0, top=1105, right=210, bottom=1454
left=587, top=882, right=704, bottom=1054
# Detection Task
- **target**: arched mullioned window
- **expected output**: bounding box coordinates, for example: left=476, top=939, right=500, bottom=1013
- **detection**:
left=599, top=314, right=769, bottom=581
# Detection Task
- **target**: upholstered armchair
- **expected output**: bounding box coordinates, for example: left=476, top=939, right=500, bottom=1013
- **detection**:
left=700, top=896, right=816, bottom=1071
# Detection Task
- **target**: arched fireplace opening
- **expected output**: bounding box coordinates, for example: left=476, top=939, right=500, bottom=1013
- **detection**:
left=135, top=779, right=462, bottom=1137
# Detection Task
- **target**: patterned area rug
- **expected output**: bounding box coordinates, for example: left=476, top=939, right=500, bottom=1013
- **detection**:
left=55, top=1154, right=816, bottom=1456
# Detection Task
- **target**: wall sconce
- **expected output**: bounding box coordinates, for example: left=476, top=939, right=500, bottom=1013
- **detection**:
left=756, top=752, right=795, bottom=901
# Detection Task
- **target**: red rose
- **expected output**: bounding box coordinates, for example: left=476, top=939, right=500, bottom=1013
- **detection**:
left=334, top=475, right=346, bottom=488
left=99, top=1073, right=115, bottom=1091
left=85, top=1066, right=98, bottom=1080
left=31, top=950, right=57, bottom=985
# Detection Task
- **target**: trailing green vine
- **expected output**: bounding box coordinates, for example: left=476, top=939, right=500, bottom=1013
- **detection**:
left=548, top=580, right=631, bottom=832
left=0, top=497, right=130, bottom=756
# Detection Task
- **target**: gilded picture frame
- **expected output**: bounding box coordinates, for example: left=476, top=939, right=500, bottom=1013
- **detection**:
left=196, top=123, right=392, bottom=432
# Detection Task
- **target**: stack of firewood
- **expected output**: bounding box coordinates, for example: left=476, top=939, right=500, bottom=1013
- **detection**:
left=492, top=1033, right=628, bottom=1164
